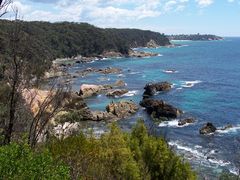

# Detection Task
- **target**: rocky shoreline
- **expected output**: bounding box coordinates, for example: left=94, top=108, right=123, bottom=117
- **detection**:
left=41, top=43, right=237, bottom=139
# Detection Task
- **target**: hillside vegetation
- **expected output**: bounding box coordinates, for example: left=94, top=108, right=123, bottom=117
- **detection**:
left=0, top=20, right=170, bottom=59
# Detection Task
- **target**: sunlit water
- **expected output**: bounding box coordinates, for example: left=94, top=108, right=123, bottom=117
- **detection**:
left=69, top=38, right=240, bottom=178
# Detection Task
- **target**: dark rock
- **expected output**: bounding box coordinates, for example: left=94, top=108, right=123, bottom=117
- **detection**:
left=199, top=123, right=217, bottom=134
left=178, top=118, right=195, bottom=126
left=143, top=82, right=172, bottom=98
left=220, top=124, right=233, bottom=131
left=140, top=98, right=182, bottom=119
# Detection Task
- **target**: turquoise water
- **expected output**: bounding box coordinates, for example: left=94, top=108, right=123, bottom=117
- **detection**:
left=70, top=38, right=240, bottom=178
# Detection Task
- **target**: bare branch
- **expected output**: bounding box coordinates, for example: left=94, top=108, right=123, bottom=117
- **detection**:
left=0, top=0, right=12, bottom=18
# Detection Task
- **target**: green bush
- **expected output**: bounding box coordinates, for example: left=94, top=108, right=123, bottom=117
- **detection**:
left=49, top=120, right=196, bottom=180
left=0, top=143, right=70, bottom=180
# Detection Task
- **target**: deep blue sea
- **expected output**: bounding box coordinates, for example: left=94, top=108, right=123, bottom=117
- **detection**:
left=69, top=37, right=240, bottom=178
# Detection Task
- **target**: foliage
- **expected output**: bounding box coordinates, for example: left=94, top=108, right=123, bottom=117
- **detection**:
left=48, top=120, right=196, bottom=180
left=0, top=20, right=170, bottom=59
left=0, top=143, right=70, bottom=180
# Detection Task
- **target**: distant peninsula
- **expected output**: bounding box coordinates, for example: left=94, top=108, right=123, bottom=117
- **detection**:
left=168, top=34, right=223, bottom=41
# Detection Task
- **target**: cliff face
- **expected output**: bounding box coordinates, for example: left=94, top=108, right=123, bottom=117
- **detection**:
left=0, top=20, right=170, bottom=59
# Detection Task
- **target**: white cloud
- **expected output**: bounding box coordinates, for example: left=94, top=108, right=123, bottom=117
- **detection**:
left=195, top=0, right=214, bottom=7
left=12, top=1, right=32, bottom=14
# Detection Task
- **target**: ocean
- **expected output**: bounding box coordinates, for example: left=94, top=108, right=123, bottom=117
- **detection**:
left=70, top=37, right=240, bottom=178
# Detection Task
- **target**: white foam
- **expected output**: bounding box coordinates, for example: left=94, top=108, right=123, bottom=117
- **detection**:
left=118, top=74, right=126, bottom=77
left=129, top=72, right=140, bottom=75
left=159, top=119, right=179, bottom=127
left=178, top=44, right=189, bottom=48
left=177, top=87, right=183, bottom=90
left=86, top=60, right=95, bottom=63
left=159, top=119, right=194, bottom=128
left=168, top=141, right=205, bottom=158
left=229, top=167, right=239, bottom=175
left=180, top=80, right=202, bottom=88
left=194, top=145, right=203, bottom=149
left=162, top=70, right=179, bottom=74
left=169, top=141, right=232, bottom=168
left=121, top=90, right=139, bottom=97
left=158, top=54, right=163, bottom=56
left=216, top=125, right=240, bottom=134
left=208, top=158, right=231, bottom=166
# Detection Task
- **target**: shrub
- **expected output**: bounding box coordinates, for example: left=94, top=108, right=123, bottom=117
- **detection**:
left=48, top=120, right=196, bottom=180
left=0, top=143, right=70, bottom=179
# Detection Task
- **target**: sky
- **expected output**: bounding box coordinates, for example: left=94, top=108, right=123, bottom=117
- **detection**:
left=3, top=0, right=240, bottom=36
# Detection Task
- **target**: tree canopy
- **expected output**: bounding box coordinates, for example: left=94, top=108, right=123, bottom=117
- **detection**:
left=0, top=20, right=170, bottom=59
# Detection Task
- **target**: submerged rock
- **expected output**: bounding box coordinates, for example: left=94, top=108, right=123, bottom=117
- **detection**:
left=106, top=89, right=128, bottom=97
left=114, top=80, right=126, bottom=87
left=178, top=118, right=195, bottom=126
left=140, top=98, right=182, bottom=119
left=97, top=67, right=122, bottom=74
left=219, top=124, right=233, bottom=131
left=106, top=101, right=139, bottom=118
left=76, top=67, right=122, bottom=77
left=143, top=82, right=172, bottom=98
left=199, top=123, right=217, bottom=134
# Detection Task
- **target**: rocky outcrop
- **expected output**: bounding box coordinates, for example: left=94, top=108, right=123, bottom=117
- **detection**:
left=128, top=49, right=158, bottom=58
left=91, top=111, right=116, bottom=121
left=178, top=118, right=195, bottom=126
left=140, top=99, right=182, bottom=120
left=199, top=123, right=217, bottom=134
left=79, top=84, right=105, bottom=98
left=79, top=80, right=127, bottom=98
left=106, top=101, right=139, bottom=119
left=146, top=39, right=159, bottom=48
left=143, top=82, right=172, bottom=98
left=101, top=51, right=123, bottom=58
left=106, top=89, right=128, bottom=97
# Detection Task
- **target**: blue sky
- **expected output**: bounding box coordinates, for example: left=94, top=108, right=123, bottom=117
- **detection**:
left=4, top=0, right=240, bottom=36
